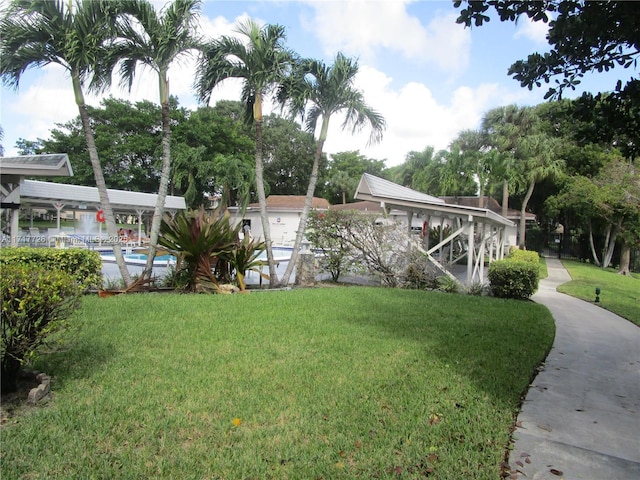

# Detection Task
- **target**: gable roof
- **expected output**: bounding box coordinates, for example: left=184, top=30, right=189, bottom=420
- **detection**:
left=355, top=173, right=445, bottom=205
left=249, top=195, right=330, bottom=210
left=0, top=154, right=73, bottom=178
left=355, top=174, right=514, bottom=227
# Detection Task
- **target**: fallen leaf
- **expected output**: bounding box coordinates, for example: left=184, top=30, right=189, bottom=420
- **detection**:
left=355, top=440, right=362, bottom=449
left=525, top=457, right=531, bottom=464
left=550, top=468, right=563, bottom=476
left=428, top=414, right=440, bottom=425
left=520, top=452, right=530, bottom=458
left=516, top=460, right=524, bottom=467
left=339, top=450, right=346, bottom=457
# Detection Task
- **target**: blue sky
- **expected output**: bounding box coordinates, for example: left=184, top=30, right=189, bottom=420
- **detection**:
left=0, top=0, right=630, bottom=166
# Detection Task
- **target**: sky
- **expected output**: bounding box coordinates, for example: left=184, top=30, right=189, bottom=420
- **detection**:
left=0, top=0, right=631, bottom=167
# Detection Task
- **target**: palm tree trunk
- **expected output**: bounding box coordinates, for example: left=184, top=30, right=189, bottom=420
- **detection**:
left=280, top=116, right=328, bottom=286
left=253, top=94, right=278, bottom=284
left=518, top=180, right=535, bottom=248
left=501, top=179, right=509, bottom=218
left=144, top=73, right=171, bottom=278
left=73, top=73, right=131, bottom=286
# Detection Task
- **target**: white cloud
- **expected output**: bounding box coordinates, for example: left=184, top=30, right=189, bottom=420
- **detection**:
left=322, top=65, right=532, bottom=167
left=302, top=1, right=470, bottom=75
left=514, top=16, right=549, bottom=45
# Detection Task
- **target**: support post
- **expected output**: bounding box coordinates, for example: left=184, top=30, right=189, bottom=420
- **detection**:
left=466, top=216, right=475, bottom=286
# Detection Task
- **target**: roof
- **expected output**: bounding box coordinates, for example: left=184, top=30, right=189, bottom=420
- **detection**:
left=355, top=173, right=445, bottom=205
left=249, top=195, right=330, bottom=210
left=20, top=179, right=186, bottom=213
left=354, top=174, right=514, bottom=228
left=440, top=196, right=536, bottom=221
left=0, top=154, right=73, bottom=178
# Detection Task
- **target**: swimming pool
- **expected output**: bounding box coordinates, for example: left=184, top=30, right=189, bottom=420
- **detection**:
left=100, top=252, right=176, bottom=266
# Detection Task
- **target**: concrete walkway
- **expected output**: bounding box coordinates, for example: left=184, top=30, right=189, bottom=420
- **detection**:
left=510, top=258, right=640, bottom=479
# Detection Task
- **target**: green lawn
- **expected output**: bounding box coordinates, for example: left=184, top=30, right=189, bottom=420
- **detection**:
left=558, top=260, right=640, bottom=326
left=1, top=288, right=554, bottom=479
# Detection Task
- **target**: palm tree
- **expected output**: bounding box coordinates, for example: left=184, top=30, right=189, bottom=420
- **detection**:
left=276, top=52, right=385, bottom=286
left=482, top=105, right=536, bottom=217
left=195, top=19, right=294, bottom=285
left=515, top=134, right=564, bottom=248
left=0, top=0, right=132, bottom=285
left=111, top=0, right=201, bottom=278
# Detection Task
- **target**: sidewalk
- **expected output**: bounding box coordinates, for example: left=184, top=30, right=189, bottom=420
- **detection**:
left=510, top=258, right=640, bottom=479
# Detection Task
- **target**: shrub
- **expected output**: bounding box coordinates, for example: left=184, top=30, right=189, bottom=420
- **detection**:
left=401, top=251, right=440, bottom=290
left=437, top=275, right=461, bottom=294
left=306, top=210, right=356, bottom=282
left=0, top=247, right=102, bottom=290
left=488, top=259, right=539, bottom=300
left=509, top=249, right=540, bottom=264
left=1, top=265, right=82, bottom=394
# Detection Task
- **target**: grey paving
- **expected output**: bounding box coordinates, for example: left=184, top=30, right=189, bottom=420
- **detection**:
left=509, top=257, right=640, bottom=480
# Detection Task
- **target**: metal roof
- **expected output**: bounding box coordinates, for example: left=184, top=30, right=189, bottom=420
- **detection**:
left=0, top=154, right=73, bottom=177
left=355, top=173, right=445, bottom=204
left=355, top=173, right=514, bottom=228
left=20, top=179, right=186, bottom=213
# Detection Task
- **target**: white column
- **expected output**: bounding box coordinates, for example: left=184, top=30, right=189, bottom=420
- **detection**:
left=466, top=216, right=475, bottom=285
left=10, top=208, right=20, bottom=246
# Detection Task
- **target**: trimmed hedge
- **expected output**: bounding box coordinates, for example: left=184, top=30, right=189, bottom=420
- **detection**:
left=508, top=249, right=540, bottom=264
left=1, top=264, right=82, bottom=393
left=488, top=259, right=539, bottom=300
left=0, top=247, right=102, bottom=290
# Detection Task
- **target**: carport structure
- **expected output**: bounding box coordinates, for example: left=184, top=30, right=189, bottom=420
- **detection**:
left=354, top=174, right=515, bottom=285
left=1, top=154, right=186, bottom=246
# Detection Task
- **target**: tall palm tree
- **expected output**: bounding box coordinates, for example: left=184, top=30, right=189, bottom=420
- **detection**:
left=515, top=134, right=564, bottom=248
left=0, top=0, right=132, bottom=285
left=195, top=19, right=294, bottom=285
left=450, top=129, right=491, bottom=205
left=111, top=0, right=201, bottom=278
left=482, top=105, right=536, bottom=217
left=277, top=52, right=385, bottom=285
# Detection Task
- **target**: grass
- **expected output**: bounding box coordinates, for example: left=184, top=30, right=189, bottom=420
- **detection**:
left=558, top=260, right=640, bottom=326
left=1, top=288, right=554, bottom=479
left=538, top=256, right=548, bottom=280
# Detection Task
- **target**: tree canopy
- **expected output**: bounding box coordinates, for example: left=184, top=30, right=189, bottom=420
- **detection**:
left=455, top=1, right=640, bottom=101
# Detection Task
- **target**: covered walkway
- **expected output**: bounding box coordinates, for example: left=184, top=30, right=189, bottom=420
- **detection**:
left=354, top=173, right=515, bottom=285
left=1, top=154, right=186, bottom=246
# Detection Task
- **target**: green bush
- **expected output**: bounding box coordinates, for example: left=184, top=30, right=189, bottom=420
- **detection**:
left=1, top=265, right=82, bottom=394
left=488, top=259, right=539, bottom=300
left=0, top=247, right=102, bottom=290
left=508, top=249, right=540, bottom=264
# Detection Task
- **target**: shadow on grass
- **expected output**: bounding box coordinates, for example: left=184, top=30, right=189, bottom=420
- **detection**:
left=335, top=287, right=555, bottom=409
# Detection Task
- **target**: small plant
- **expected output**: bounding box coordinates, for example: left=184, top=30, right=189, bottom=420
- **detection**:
left=1, top=265, right=82, bottom=394
left=467, top=281, right=487, bottom=296
left=437, top=275, right=461, bottom=293
left=159, top=206, right=240, bottom=293
left=223, top=236, right=269, bottom=291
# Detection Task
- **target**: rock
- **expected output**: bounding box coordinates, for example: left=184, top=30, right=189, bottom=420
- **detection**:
left=27, top=374, right=50, bottom=404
